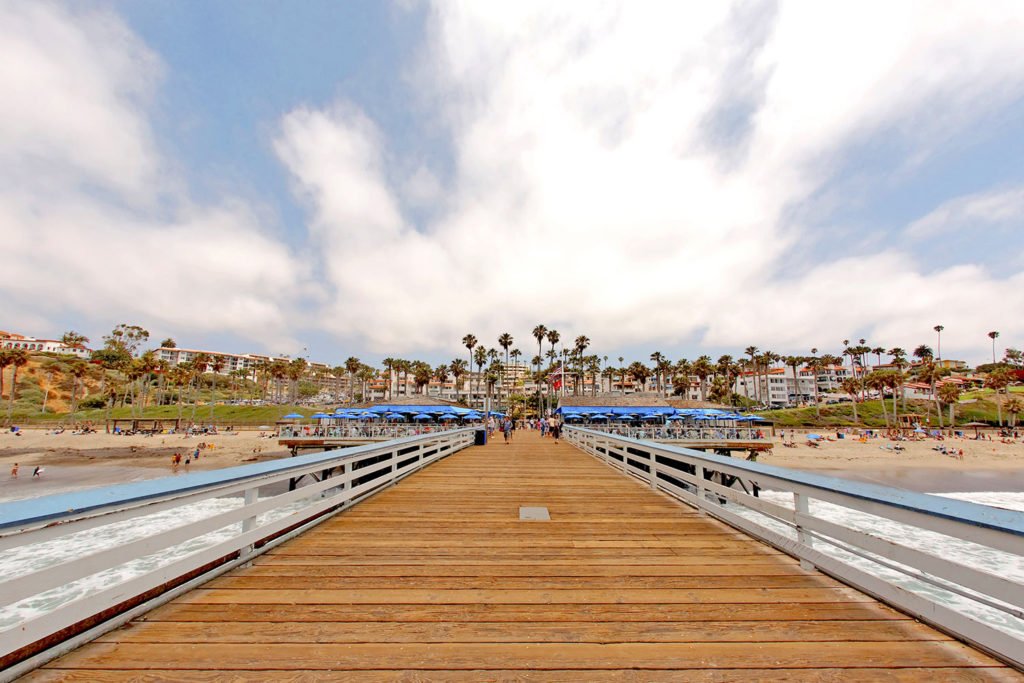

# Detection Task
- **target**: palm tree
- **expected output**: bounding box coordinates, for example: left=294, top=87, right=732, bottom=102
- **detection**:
left=716, top=355, right=736, bottom=405
left=345, top=356, right=361, bottom=403
left=462, top=334, right=477, bottom=404
left=888, top=347, right=908, bottom=413
left=985, top=367, right=1013, bottom=426
left=532, top=325, right=547, bottom=411
left=209, top=356, right=225, bottom=420
left=938, top=382, right=961, bottom=427
left=0, top=350, right=12, bottom=418
left=674, top=358, right=692, bottom=399
left=381, top=358, right=396, bottom=399
left=916, top=361, right=949, bottom=428
left=169, top=365, right=189, bottom=421
left=628, top=361, right=652, bottom=392
left=763, top=351, right=780, bottom=406
left=67, top=359, right=90, bottom=425
left=871, top=346, right=885, bottom=368
left=808, top=349, right=822, bottom=417
left=546, top=330, right=560, bottom=404
left=449, top=359, right=468, bottom=402
left=865, top=371, right=890, bottom=427
left=189, top=353, right=210, bottom=423
left=498, top=332, right=513, bottom=380
left=782, top=355, right=805, bottom=407
left=692, top=355, right=713, bottom=402
left=840, top=377, right=861, bottom=423
left=434, top=363, right=449, bottom=398
left=473, top=346, right=487, bottom=407
left=650, top=351, right=664, bottom=396
left=288, top=358, right=307, bottom=404
left=412, top=361, right=432, bottom=395
left=573, top=336, right=590, bottom=395
left=932, top=325, right=944, bottom=360
left=4, top=348, right=30, bottom=425
left=989, top=331, right=1000, bottom=365
left=744, top=346, right=759, bottom=404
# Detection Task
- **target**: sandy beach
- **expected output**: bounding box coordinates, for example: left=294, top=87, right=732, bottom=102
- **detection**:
left=2, top=427, right=1024, bottom=501
left=0, top=428, right=289, bottom=502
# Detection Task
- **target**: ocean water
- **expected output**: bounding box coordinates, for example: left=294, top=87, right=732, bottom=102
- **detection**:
left=1, top=483, right=1023, bottom=645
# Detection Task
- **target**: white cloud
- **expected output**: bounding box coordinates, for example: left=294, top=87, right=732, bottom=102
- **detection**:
left=6, top=1, right=1024, bottom=365
left=278, top=1, right=1024, bottom=362
left=906, top=186, right=1024, bottom=238
left=0, top=1, right=304, bottom=352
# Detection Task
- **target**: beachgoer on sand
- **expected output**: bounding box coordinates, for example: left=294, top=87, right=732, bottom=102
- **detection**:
left=10, top=463, right=17, bottom=478
left=33, top=466, right=43, bottom=477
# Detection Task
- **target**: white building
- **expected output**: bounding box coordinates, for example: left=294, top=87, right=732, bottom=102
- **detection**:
left=0, top=332, right=92, bottom=357
left=735, top=364, right=860, bottom=408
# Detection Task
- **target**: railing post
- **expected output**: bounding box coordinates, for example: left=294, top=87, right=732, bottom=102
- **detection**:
left=794, top=492, right=814, bottom=570
left=240, top=487, right=258, bottom=559
left=696, top=465, right=706, bottom=513
left=648, top=450, right=658, bottom=490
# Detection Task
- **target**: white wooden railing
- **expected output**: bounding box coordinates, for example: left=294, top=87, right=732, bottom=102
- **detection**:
left=566, top=425, right=1024, bottom=670
left=278, top=423, right=463, bottom=439
left=0, top=428, right=475, bottom=679
left=573, top=424, right=767, bottom=442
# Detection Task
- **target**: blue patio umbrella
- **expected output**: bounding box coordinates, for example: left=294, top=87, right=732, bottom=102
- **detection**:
left=413, top=414, right=433, bottom=420
left=310, top=413, right=331, bottom=419
left=384, top=413, right=404, bottom=419
left=282, top=413, right=304, bottom=419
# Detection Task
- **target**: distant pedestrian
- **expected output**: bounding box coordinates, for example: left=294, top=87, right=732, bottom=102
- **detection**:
left=33, top=466, right=43, bottom=477
left=502, top=418, right=512, bottom=444
left=10, top=463, right=17, bottom=478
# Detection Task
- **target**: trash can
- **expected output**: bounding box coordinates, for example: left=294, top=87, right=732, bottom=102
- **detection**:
left=474, top=428, right=486, bottom=445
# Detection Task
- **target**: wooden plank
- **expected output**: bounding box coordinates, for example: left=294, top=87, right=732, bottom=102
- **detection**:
left=45, top=641, right=1006, bottom=670
left=23, top=668, right=1024, bottom=682
left=240, top=563, right=807, bottom=577
left=201, top=574, right=835, bottom=590
left=100, top=620, right=952, bottom=644
left=139, top=601, right=913, bottom=623
left=178, top=587, right=874, bottom=605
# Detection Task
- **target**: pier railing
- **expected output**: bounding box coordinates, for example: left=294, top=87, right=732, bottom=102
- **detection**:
left=565, top=425, right=1024, bottom=669
left=572, top=423, right=767, bottom=443
left=278, top=423, right=462, bottom=439
left=0, top=428, right=475, bottom=676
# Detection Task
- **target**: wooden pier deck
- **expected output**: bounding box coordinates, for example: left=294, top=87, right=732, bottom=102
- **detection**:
left=27, top=431, right=1020, bottom=681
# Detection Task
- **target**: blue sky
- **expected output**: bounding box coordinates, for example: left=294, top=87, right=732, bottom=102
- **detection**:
left=2, top=1, right=1024, bottom=369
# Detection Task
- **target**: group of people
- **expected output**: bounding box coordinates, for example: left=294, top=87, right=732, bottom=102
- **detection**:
left=485, top=416, right=563, bottom=443
left=171, top=446, right=204, bottom=469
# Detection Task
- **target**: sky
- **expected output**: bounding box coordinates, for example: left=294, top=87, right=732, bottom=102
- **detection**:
left=2, top=0, right=1024, bottom=369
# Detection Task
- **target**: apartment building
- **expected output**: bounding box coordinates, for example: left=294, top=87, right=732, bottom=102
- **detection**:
left=0, top=332, right=92, bottom=357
